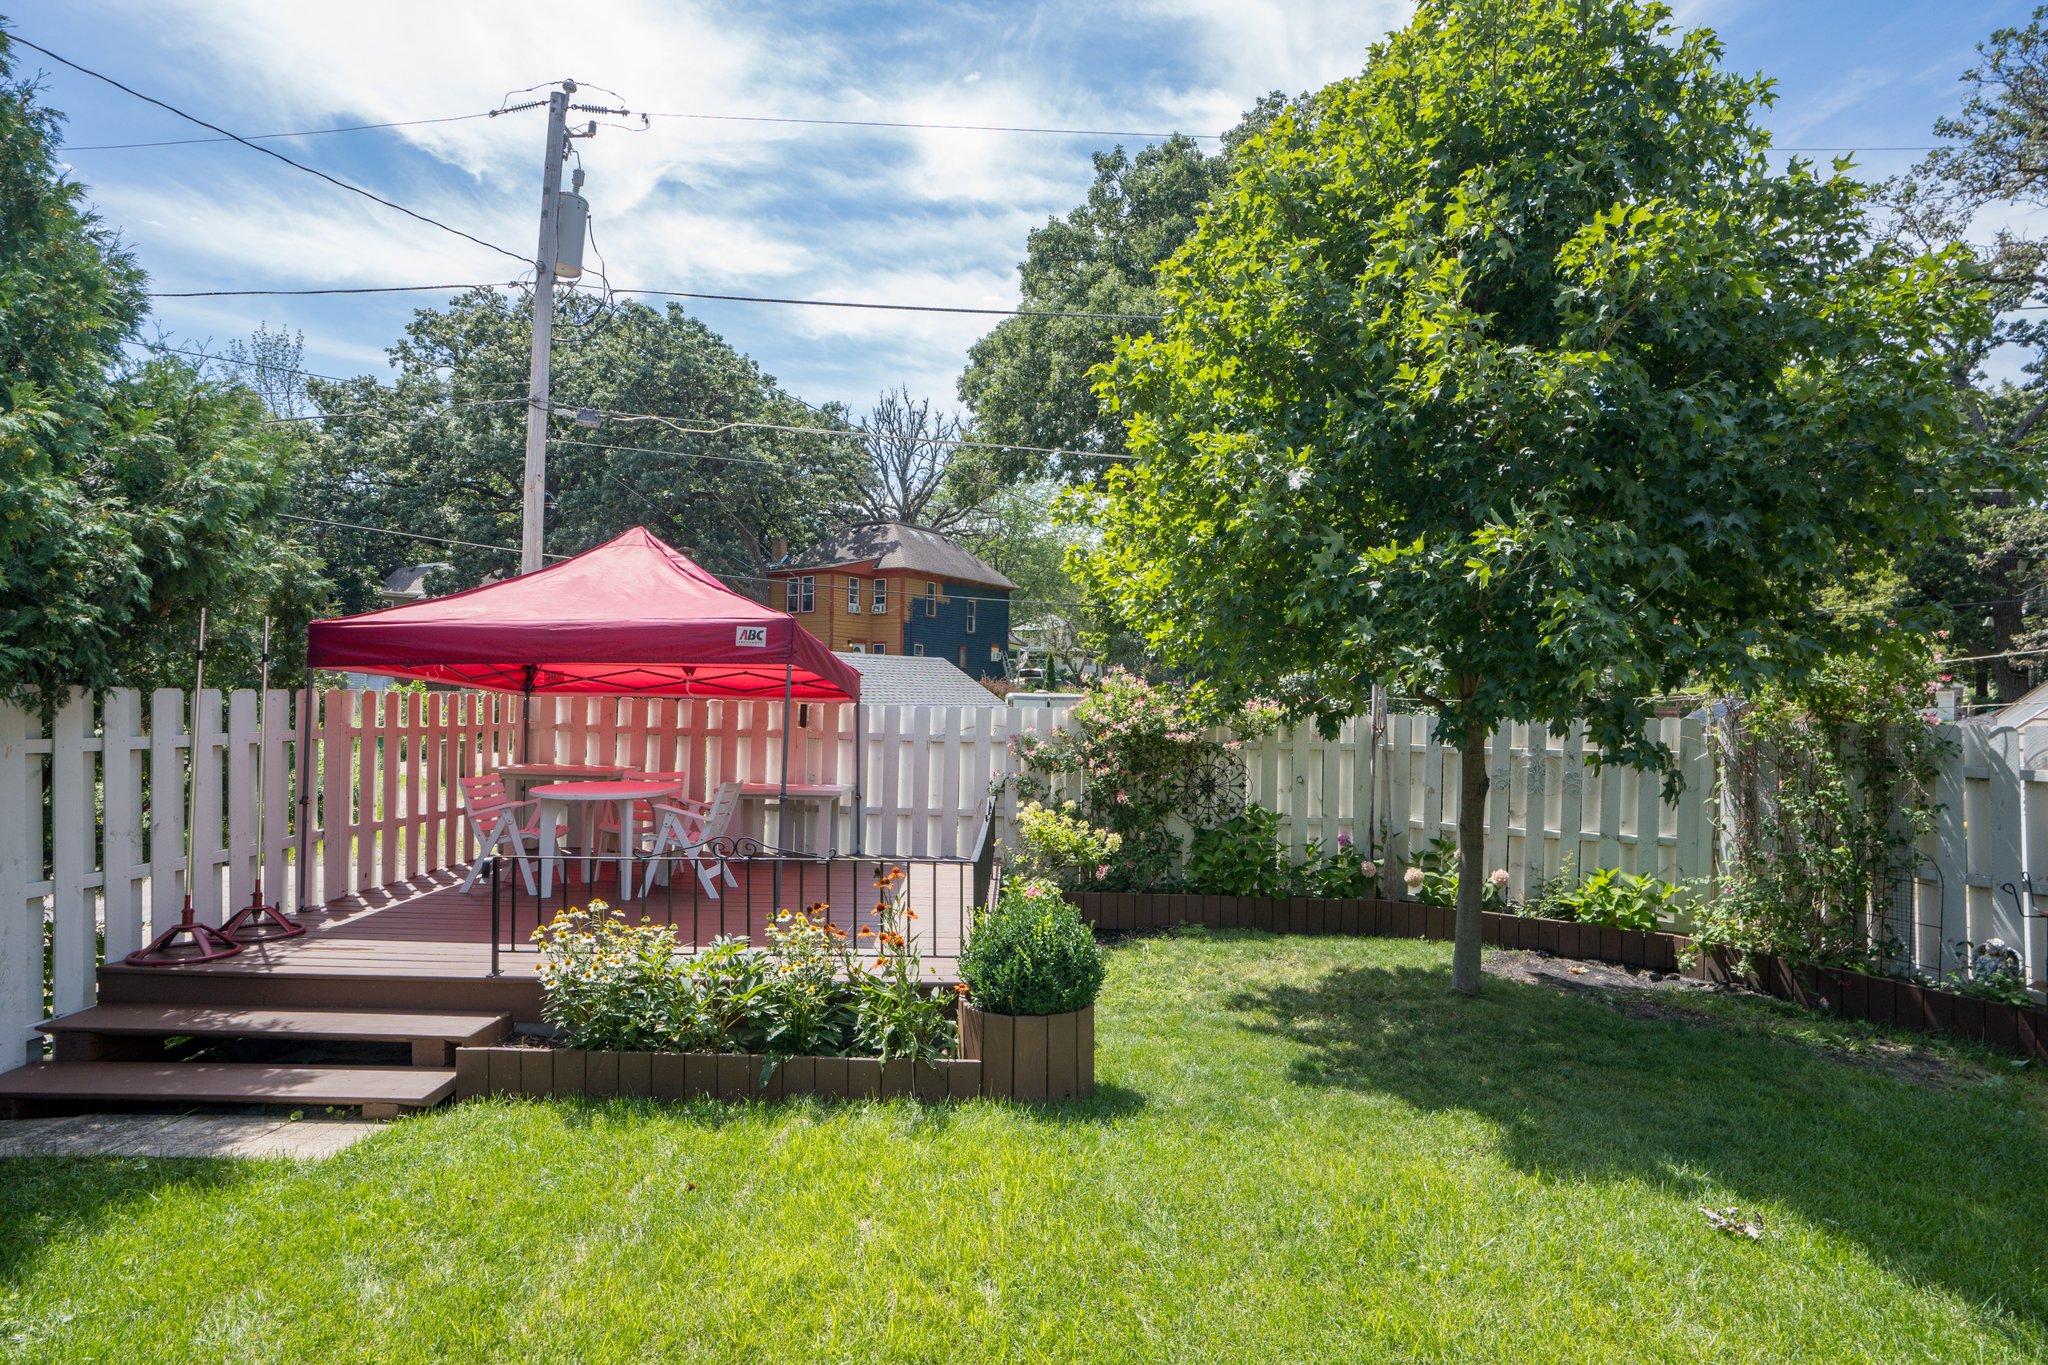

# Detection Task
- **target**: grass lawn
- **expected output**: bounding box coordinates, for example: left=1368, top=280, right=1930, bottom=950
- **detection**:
left=2, top=930, right=2044, bottom=1363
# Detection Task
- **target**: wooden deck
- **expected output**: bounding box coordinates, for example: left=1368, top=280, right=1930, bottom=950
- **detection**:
left=98, top=859, right=974, bottom=1023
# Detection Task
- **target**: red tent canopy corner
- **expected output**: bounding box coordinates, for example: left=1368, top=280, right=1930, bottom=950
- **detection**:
left=306, top=527, right=860, bottom=702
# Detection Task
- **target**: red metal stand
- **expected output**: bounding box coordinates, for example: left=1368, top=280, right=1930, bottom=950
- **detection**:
left=220, top=884, right=305, bottom=943
left=125, top=897, right=243, bottom=966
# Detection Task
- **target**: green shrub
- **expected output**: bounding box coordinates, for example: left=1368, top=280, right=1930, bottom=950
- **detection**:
left=1186, top=806, right=1289, bottom=896
left=1010, top=800, right=1123, bottom=890
left=1526, top=861, right=1681, bottom=932
left=960, top=878, right=1107, bottom=1016
left=1299, top=833, right=1377, bottom=897
left=1403, top=836, right=1508, bottom=910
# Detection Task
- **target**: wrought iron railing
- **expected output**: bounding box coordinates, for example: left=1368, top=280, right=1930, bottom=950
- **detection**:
left=486, top=801, right=999, bottom=978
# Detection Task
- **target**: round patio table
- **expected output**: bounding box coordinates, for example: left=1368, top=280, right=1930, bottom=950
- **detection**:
left=530, top=779, right=687, bottom=901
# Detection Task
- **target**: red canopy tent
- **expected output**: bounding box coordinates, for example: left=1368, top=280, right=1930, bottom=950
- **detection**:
left=306, top=526, right=859, bottom=701
left=299, top=528, right=864, bottom=908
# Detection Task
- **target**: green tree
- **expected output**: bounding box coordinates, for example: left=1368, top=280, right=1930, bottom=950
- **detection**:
left=958, top=97, right=1290, bottom=480
left=300, top=289, right=860, bottom=603
left=0, top=32, right=311, bottom=704
left=1884, top=8, right=2048, bottom=703
left=1084, top=0, right=1991, bottom=994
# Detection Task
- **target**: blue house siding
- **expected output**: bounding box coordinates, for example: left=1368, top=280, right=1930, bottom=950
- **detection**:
left=903, top=587, right=1010, bottom=680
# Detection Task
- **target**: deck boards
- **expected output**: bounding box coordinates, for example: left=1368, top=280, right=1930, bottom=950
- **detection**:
left=0, top=1062, right=456, bottom=1108
left=38, top=1005, right=510, bottom=1046
left=94, top=861, right=971, bottom=1021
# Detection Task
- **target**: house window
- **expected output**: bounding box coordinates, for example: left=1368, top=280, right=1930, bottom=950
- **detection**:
left=848, top=642, right=865, bottom=653
left=925, top=582, right=938, bottom=617
left=912, top=643, right=925, bottom=656
left=990, top=645, right=1003, bottom=662
left=801, top=576, right=815, bottom=612
left=965, top=599, right=977, bottom=634
left=848, top=577, right=863, bottom=613
left=871, top=642, right=887, bottom=656
left=784, top=577, right=800, bottom=612
left=872, top=578, right=887, bottom=613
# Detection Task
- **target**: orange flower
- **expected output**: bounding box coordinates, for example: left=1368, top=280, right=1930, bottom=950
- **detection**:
left=857, top=926, right=875, bottom=937
left=953, top=982, right=971, bottom=996
left=904, top=910, right=918, bottom=920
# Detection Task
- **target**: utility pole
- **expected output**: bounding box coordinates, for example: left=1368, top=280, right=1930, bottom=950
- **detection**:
left=521, top=83, right=572, bottom=575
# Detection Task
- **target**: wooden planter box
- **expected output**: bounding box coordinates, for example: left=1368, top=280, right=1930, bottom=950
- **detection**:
left=957, top=1002, right=1094, bottom=1102
left=454, top=1047, right=983, bottom=1103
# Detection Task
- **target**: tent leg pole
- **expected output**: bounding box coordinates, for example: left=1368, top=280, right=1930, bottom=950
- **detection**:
left=295, top=661, right=317, bottom=916
left=852, top=701, right=864, bottom=858
left=776, top=666, right=793, bottom=905
left=520, top=674, right=535, bottom=766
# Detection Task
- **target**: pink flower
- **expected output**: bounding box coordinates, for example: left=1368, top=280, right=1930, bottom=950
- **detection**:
left=1095, top=863, right=1109, bottom=881
left=1489, top=869, right=1509, bottom=888
left=1336, top=831, right=1352, bottom=848
left=1360, top=862, right=1376, bottom=877
left=1023, top=884, right=1044, bottom=898
left=1404, top=867, right=1425, bottom=889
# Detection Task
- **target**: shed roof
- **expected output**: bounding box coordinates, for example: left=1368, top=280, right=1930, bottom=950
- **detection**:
left=785, top=522, right=1016, bottom=591
left=836, top=652, right=1003, bottom=707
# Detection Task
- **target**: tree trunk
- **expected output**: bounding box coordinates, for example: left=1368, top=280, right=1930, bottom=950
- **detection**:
left=1451, top=716, right=1489, bottom=996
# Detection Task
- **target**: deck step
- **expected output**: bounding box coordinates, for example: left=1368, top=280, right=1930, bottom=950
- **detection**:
left=37, top=1005, right=511, bottom=1065
left=0, top=1062, right=455, bottom=1119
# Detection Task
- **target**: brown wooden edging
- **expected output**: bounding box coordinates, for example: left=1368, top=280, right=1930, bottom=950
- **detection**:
left=1689, top=945, right=2048, bottom=1063
left=958, top=1002, right=1094, bottom=1102
left=1071, top=891, right=2048, bottom=1062
left=454, top=1047, right=983, bottom=1103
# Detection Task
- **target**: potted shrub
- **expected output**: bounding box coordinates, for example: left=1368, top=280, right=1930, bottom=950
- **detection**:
left=957, top=878, right=1107, bottom=1101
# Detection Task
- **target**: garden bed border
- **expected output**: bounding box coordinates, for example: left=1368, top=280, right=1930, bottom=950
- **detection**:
left=454, top=1048, right=984, bottom=1103
left=1071, top=891, right=2048, bottom=1062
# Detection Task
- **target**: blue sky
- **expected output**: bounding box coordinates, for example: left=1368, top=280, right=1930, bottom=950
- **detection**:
left=11, top=0, right=2035, bottom=414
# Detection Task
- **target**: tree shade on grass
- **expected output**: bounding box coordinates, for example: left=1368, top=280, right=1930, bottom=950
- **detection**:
left=0, top=932, right=2042, bottom=1362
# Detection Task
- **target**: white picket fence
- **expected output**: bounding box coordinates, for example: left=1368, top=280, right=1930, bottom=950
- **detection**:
left=4, top=689, right=2041, bottom=1064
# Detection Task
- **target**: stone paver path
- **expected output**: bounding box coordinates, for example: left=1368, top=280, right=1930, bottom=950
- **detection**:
left=0, top=1113, right=380, bottom=1159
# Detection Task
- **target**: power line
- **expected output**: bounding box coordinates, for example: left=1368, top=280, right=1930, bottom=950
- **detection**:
left=641, top=108, right=1221, bottom=141
left=612, top=286, right=1160, bottom=321
left=144, top=279, right=1165, bottom=322
left=60, top=111, right=495, bottom=152
left=554, top=408, right=1137, bottom=460
left=148, top=283, right=516, bottom=299
left=8, top=34, right=530, bottom=268
left=279, top=511, right=1084, bottom=608
left=262, top=396, right=526, bottom=426
left=137, top=343, right=529, bottom=398
left=278, top=513, right=563, bottom=559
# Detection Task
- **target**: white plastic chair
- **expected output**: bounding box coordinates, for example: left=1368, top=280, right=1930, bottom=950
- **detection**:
left=593, top=772, right=690, bottom=856
left=640, top=781, right=743, bottom=899
left=458, top=773, right=542, bottom=894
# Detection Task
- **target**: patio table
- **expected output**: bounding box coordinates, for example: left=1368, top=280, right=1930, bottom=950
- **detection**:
left=491, top=763, right=626, bottom=802
left=530, top=779, right=686, bottom=900
left=736, top=781, right=852, bottom=855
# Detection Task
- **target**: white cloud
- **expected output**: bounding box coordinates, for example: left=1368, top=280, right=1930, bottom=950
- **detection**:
left=57, top=0, right=1421, bottom=410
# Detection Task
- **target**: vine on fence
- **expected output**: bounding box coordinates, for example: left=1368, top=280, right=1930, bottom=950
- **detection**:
left=1698, top=635, right=1948, bottom=973
left=1010, top=669, right=1280, bottom=891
